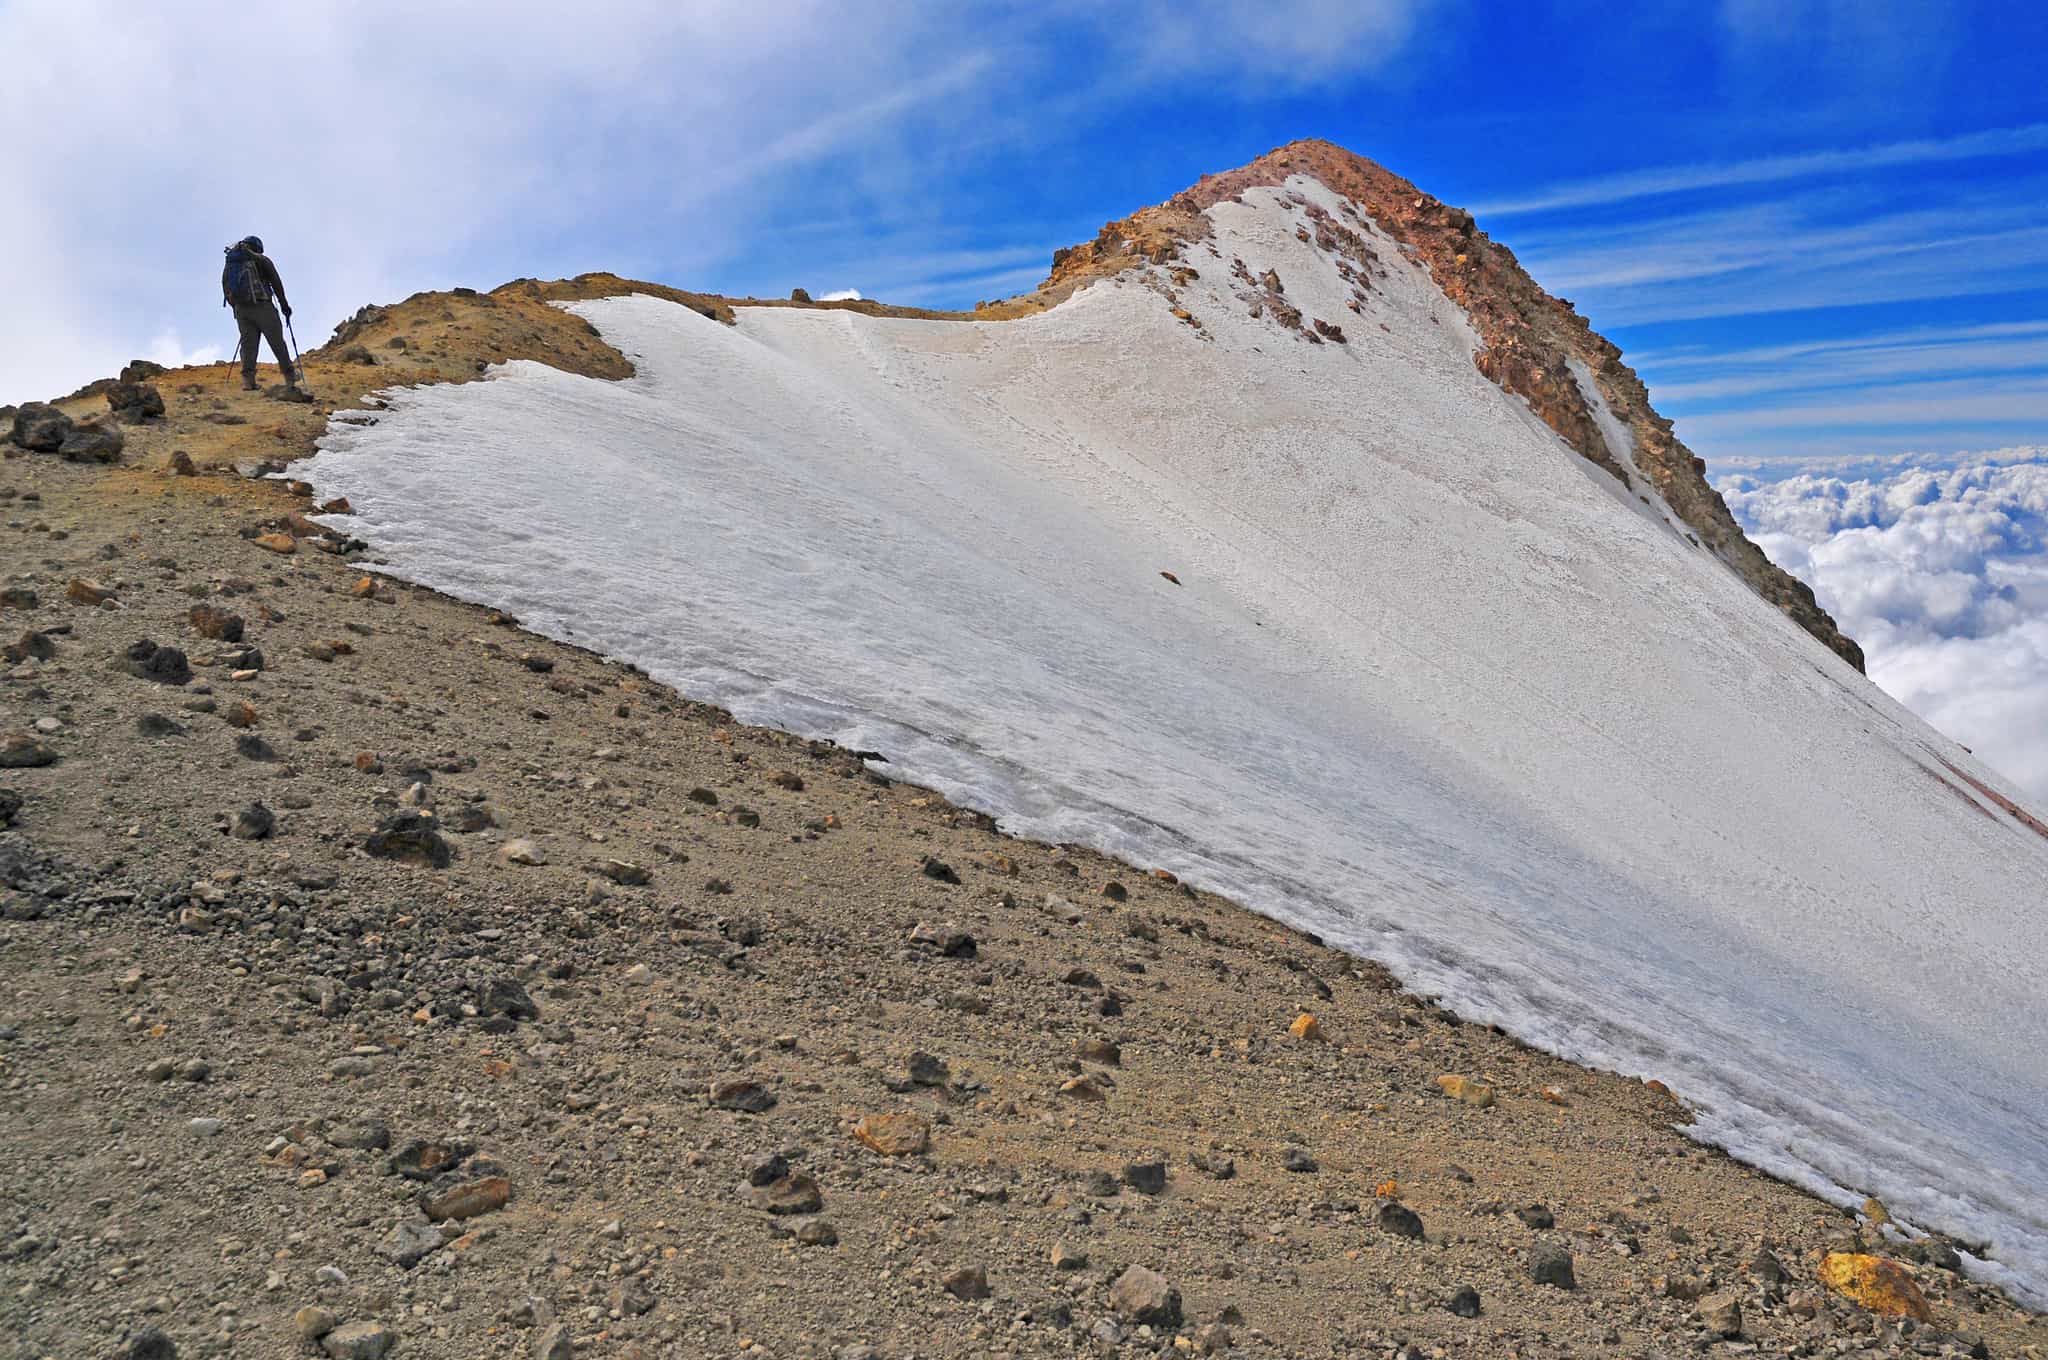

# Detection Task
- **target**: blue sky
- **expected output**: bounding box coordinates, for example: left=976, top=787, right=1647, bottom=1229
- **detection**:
left=4, top=0, right=2044, bottom=468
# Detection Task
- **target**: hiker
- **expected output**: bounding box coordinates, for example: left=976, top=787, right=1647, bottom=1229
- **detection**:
left=221, top=236, right=300, bottom=393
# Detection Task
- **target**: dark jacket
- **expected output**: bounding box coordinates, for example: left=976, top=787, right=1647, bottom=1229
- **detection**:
left=222, top=246, right=289, bottom=312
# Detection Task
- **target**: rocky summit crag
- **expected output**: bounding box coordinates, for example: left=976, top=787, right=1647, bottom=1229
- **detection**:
left=1, top=143, right=2039, bottom=1360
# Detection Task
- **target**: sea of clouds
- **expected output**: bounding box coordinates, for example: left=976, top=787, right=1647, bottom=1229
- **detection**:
left=1718, top=449, right=2048, bottom=801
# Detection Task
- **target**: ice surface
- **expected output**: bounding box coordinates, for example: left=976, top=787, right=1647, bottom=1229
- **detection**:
left=306, top=181, right=2048, bottom=1301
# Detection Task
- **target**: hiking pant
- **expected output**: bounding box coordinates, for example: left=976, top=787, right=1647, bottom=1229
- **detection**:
left=232, top=298, right=295, bottom=383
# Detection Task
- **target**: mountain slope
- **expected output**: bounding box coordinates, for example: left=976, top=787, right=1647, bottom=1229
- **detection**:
left=1006, top=139, right=1863, bottom=670
left=305, top=161, right=2048, bottom=1301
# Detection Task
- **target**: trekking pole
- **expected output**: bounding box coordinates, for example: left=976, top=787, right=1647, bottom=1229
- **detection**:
left=285, top=315, right=302, bottom=366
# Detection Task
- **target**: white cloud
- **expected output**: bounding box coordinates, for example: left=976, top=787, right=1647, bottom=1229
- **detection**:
left=817, top=289, right=863, bottom=302
left=1472, top=122, right=2048, bottom=218
left=0, top=0, right=1440, bottom=406
left=1721, top=452, right=2048, bottom=801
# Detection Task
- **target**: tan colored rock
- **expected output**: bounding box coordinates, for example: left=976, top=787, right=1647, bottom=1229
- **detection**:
left=852, top=1112, right=930, bottom=1156
left=1818, top=1252, right=1932, bottom=1321
left=1109, top=1264, right=1181, bottom=1325
left=1288, top=1013, right=1323, bottom=1041
left=254, top=532, right=297, bottom=554
left=1436, top=1074, right=1495, bottom=1107
left=499, top=838, right=546, bottom=866
left=1058, top=1075, right=1107, bottom=1101
left=419, top=1176, right=511, bottom=1222
left=66, top=578, right=114, bottom=606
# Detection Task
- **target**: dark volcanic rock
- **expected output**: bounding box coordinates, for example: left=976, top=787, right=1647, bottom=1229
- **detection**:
left=106, top=381, right=165, bottom=421
left=364, top=812, right=453, bottom=868
left=11, top=402, right=73, bottom=451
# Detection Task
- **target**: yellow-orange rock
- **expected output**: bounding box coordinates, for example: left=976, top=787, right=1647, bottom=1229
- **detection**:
left=1818, top=1253, right=1932, bottom=1322
left=1288, top=1014, right=1323, bottom=1041
left=852, top=1112, right=931, bottom=1156
left=253, top=532, right=297, bottom=554
left=1435, top=1074, right=1496, bottom=1108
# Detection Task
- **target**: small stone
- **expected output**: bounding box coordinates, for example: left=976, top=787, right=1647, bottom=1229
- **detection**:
left=2, top=629, right=53, bottom=662
left=176, top=1057, right=211, bottom=1082
left=388, top=1138, right=472, bottom=1181
left=1122, top=1159, right=1168, bottom=1195
left=294, top=1306, right=339, bottom=1340
left=1515, top=1203, right=1554, bottom=1229
left=622, top=962, right=654, bottom=985
left=137, top=714, right=186, bottom=737
left=0, top=730, right=58, bottom=767
left=1749, top=1247, right=1788, bottom=1283
left=919, top=856, right=960, bottom=884
left=598, top=859, right=651, bottom=885
left=795, top=1218, right=838, bottom=1246
left=477, top=977, right=538, bottom=1023
left=745, top=1172, right=823, bottom=1215
left=1861, top=1195, right=1891, bottom=1226
left=420, top=1176, right=511, bottom=1221
left=364, top=812, right=451, bottom=868
left=320, top=1320, right=397, bottom=1359
left=379, top=1220, right=447, bottom=1269
left=67, top=578, right=114, bottom=606
left=1435, top=1073, right=1495, bottom=1107
left=187, top=604, right=244, bottom=641
left=119, top=1329, right=177, bottom=1360
left=905, top=1050, right=949, bottom=1087
left=1447, top=1285, right=1481, bottom=1317
left=499, top=838, right=546, bottom=866
left=1282, top=1146, right=1318, bottom=1174
left=908, top=921, right=976, bottom=958
left=1050, top=1241, right=1088, bottom=1271
left=1698, top=1293, right=1743, bottom=1339
left=940, top=1265, right=989, bottom=1300
left=1075, top=1036, right=1121, bottom=1065
left=231, top=803, right=275, bottom=840
left=254, top=532, right=297, bottom=555
left=852, top=1112, right=930, bottom=1156
left=189, top=1117, right=224, bottom=1136
left=710, top=1078, right=775, bottom=1112
left=1528, top=1242, right=1577, bottom=1289
left=532, top=1323, right=572, bottom=1360
left=1108, top=1264, right=1181, bottom=1326
left=1288, top=1013, right=1323, bottom=1041
left=1058, top=1075, right=1106, bottom=1101
left=1377, top=1201, right=1424, bottom=1239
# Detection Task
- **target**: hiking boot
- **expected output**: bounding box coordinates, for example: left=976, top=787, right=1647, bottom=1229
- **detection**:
left=241, top=376, right=258, bottom=391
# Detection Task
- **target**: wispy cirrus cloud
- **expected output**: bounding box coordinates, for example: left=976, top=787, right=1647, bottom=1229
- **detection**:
left=1509, top=189, right=2048, bottom=327
left=1473, top=122, right=2048, bottom=218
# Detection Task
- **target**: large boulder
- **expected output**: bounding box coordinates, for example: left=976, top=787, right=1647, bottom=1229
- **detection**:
left=59, top=419, right=124, bottom=463
left=106, top=381, right=165, bottom=422
left=11, top=402, right=73, bottom=451
left=119, top=359, right=166, bottom=383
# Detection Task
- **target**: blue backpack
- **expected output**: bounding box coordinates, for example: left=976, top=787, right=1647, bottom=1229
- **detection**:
left=222, top=245, right=269, bottom=307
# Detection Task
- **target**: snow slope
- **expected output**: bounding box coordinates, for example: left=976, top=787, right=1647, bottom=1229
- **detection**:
left=305, top=179, right=2048, bottom=1301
